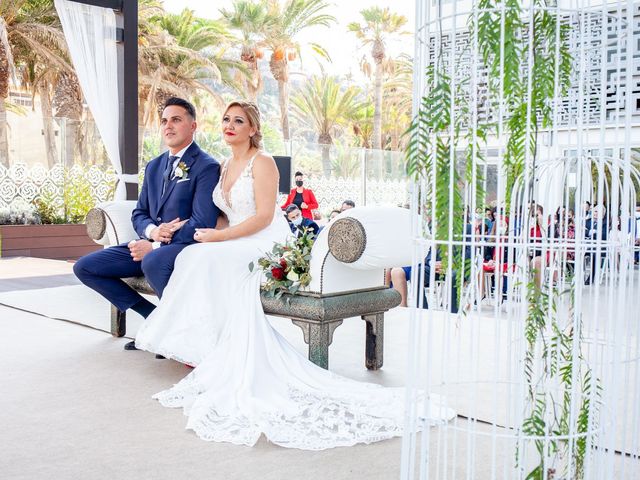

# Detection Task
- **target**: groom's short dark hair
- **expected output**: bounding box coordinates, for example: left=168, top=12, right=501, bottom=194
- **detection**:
left=163, top=97, right=196, bottom=120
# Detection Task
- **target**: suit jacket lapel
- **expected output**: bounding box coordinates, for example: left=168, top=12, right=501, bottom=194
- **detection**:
left=149, top=152, right=169, bottom=218
left=157, top=142, right=199, bottom=212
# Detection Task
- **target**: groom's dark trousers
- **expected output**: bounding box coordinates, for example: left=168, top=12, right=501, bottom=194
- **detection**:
left=74, top=141, right=220, bottom=311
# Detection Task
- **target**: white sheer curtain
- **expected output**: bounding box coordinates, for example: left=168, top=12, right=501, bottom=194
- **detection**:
left=54, top=0, right=136, bottom=200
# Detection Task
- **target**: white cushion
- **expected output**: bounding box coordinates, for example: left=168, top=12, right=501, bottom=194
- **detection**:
left=97, top=200, right=138, bottom=246
left=336, top=207, right=413, bottom=269
left=304, top=207, right=412, bottom=295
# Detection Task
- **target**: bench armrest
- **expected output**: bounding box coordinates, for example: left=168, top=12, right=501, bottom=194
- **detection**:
left=328, top=207, right=413, bottom=269
left=85, top=200, right=138, bottom=246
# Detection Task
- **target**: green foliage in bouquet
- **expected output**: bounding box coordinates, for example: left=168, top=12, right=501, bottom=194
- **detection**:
left=249, top=228, right=315, bottom=298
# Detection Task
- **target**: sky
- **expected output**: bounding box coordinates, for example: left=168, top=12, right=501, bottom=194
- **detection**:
left=162, top=0, right=416, bottom=78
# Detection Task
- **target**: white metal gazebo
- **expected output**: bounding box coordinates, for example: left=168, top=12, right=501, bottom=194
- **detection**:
left=402, top=1, right=640, bottom=478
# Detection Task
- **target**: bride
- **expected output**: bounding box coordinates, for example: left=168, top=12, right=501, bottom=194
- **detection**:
left=135, top=101, right=453, bottom=450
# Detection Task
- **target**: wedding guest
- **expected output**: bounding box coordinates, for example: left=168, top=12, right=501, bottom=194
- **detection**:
left=285, top=204, right=319, bottom=237
left=341, top=199, right=355, bottom=211
left=484, top=207, right=495, bottom=234
left=281, top=171, right=318, bottom=220
left=328, top=208, right=342, bottom=221
left=585, top=204, right=608, bottom=284
left=530, top=204, right=547, bottom=286
left=481, top=213, right=512, bottom=300
left=389, top=249, right=460, bottom=313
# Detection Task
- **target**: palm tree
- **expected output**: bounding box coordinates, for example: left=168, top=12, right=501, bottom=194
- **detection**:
left=0, top=0, right=70, bottom=167
left=52, top=71, right=83, bottom=166
left=348, top=7, right=408, bottom=150
left=220, top=0, right=270, bottom=103
left=291, top=73, right=362, bottom=176
left=352, top=103, right=374, bottom=149
left=139, top=8, right=243, bottom=128
left=17, top=43, right=73, bottom=168
left=261, top=0, right=335, bottom=142
left=381, top=53, right=412, bottom=151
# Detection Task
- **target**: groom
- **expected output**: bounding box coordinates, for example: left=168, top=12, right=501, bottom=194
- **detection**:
left=74, top=97, right=220, bottom=350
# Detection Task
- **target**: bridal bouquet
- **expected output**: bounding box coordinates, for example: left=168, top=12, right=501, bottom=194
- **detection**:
left=249, top=228, right=315, bottom=298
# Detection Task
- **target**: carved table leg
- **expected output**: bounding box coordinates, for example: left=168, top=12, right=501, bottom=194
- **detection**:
left=111, top=305, right=126, bottom=337
left=362, top=313, right=384, bottom=370
left=292, top=319, right=343, bottom=369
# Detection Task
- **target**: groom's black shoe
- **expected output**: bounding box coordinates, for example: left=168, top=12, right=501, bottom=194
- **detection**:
left=155, top=354, right=166, bottom=359
left=124, top=341, right=138, bottom=351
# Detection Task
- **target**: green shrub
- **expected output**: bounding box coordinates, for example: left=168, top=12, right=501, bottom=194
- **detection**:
left=33, top=191, right=65, bottom=224
left=32, top=169, right=96, bottom=224
left=63, top=173, right=95, bottom=223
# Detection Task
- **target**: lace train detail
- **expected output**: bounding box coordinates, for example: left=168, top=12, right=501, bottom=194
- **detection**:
left=153, top=380, right=450, bottom=450
left=152, top=373, right=203, bottom=408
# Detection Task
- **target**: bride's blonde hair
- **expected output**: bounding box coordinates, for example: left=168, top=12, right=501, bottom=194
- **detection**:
left=224, top=101, right=262, bottom=149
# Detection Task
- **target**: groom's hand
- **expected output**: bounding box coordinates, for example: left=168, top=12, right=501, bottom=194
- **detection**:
left=150, top=217, right=182, bottom=243
left=128, top=240, right=153, bottom=261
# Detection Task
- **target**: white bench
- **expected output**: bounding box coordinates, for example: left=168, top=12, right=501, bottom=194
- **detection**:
left=85, top=204, right=412, bottom=369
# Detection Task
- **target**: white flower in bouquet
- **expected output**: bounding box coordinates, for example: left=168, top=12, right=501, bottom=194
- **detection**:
left=287, top=270, right=300, bottom=282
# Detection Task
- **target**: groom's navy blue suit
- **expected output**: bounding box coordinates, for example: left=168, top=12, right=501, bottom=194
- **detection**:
left=74, top=142, right=220, bottom=312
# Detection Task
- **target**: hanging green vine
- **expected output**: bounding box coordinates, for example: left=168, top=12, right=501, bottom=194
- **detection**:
left=520, top=274, right=601, bottom=479
left=406, top=1, right=600, bottom=478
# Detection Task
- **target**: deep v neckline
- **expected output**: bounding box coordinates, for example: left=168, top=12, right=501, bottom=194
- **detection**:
left=221, top=151, right=259, bottom=206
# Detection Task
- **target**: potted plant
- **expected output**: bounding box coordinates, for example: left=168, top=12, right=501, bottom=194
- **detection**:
left=0, top=172, right=102, bottom=260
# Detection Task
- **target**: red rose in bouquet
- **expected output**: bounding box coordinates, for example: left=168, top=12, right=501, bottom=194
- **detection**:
left=271, top=267, right=285, bottom=280
left=279, top=258, right=288, bottom=269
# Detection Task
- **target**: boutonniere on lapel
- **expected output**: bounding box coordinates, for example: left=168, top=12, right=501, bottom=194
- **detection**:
left=174, top=161, right=190, bottom=180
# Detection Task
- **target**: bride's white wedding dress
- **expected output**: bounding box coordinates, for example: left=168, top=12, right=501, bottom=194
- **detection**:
left=135, top=153, right=454, bottom=450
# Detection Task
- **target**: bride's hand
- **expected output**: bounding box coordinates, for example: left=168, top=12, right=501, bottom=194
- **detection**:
left=194, top=228, right=226, bottom=242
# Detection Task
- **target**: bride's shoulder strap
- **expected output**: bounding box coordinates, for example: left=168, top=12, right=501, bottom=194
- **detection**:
left=247, top=150, right=263, bottom=170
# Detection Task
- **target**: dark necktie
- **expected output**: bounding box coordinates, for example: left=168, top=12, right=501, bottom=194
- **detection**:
left=162, top=155, right=179, bottom=195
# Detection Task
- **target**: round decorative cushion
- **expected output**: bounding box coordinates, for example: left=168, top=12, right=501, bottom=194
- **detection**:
left=85, top=208, right=106, bottom=241
left=328, top=217, right=367, bottom=263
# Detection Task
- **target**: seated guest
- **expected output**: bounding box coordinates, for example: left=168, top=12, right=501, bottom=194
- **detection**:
left=285, top=204, right=319, bottom=237
left=484, top=207, right=495, bottom=235
left=482, top=213, right=512, bottom=300
left=529, top=204, right=547, bottom=286
left=281, top=171, right=318, bottom=220
left=389, top=249, right=459, bottom=313
left=328, top=209, right=342, bottom=221
left=341, top=199, right=355, bottom=212
left=584, top=204, right=607, bottom=284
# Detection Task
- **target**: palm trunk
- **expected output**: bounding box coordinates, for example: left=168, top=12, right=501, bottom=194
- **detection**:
left=57, top=117, right=80, bottom=167
left=38, top=83, right=58, bottom=168
left=137, top=93, right=148, bottom=163
left=246, top=78, right=257, bottom=104
left=0, top=99, right=8, bottom=167
left=373, top=62, right=383, bottom=151
left=278, top=79, right=290, bottom=141
left=247, top=63, right=260, bottom=104
left=319, top=133, right=332, bottom=177
left=0, top=39, right=9, bottom=168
